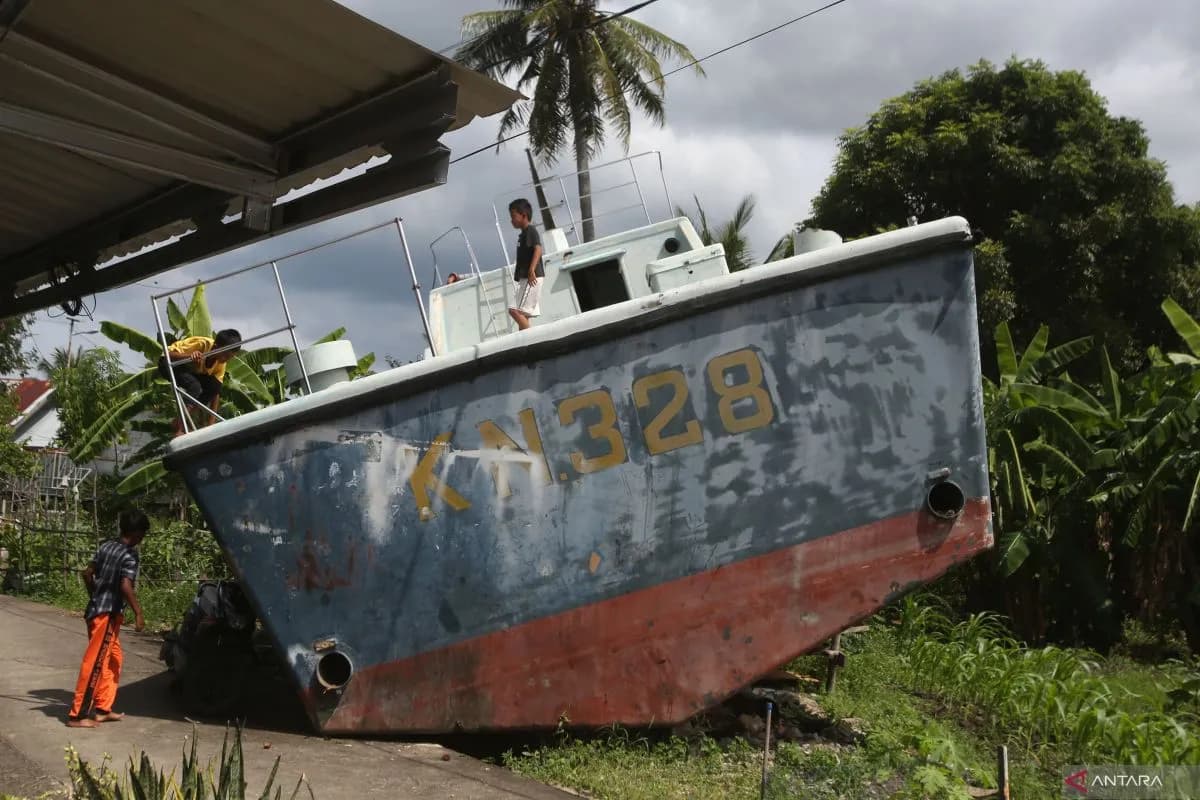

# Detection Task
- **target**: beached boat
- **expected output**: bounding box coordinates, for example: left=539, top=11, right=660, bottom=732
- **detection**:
left=160, top=154, right=992, bottom=734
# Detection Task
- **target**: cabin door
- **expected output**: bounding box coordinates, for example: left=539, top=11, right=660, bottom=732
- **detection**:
left=570, top=258, right=630, bottom=311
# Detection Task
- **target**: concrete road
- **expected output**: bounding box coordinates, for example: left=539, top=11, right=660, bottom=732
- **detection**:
left=0, top=595, right=574, bottom=799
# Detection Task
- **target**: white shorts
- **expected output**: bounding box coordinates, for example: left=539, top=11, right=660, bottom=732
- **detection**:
left=511, top=278, right=541, bottom=317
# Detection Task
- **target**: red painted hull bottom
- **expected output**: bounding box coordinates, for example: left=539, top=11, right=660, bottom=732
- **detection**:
left=318, top=500, right=991, bottom=734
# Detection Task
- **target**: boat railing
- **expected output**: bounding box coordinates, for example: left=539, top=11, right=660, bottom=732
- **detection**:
left=490, top=150, right=673, bottom=267
left=150, top=217, right=434, bottom=434
left=428, top=226, right=504, bottom=340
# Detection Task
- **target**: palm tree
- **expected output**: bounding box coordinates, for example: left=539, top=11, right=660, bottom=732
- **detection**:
left=766, top=229, right=795, bottom=262
left=457, top=1, right=703, bottom=242
left=676, top=194, right=756, bottom=272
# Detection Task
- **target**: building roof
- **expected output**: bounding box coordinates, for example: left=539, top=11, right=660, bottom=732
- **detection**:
left=0, top=0, right=520, bottom=318
left=3, top=376, right=50, bottom=413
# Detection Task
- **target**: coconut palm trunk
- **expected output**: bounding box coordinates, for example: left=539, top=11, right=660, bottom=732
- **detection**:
left=525, top=148, right=558, bottom=232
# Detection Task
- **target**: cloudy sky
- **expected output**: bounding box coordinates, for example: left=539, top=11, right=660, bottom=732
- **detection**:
left=24, top=0, right=1200, bottom=375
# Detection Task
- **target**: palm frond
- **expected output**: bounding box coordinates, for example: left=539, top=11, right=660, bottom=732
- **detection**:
left=101, top=321, right=166, bottom=363
left=109, top=367, right=160, bottom=396
left=528, top=47, right=571, bottom=158
left=71, top=390, right=155, bottom=463
left=116, top=460, right=169, bottom=496
left=610, top=17, right=704, bottom=77
left=1010, top=382, right=1108, bottom=418
left=1016, top=325, right=1049, bottom=379
left=1023, top=336, right=1094, bottom=383
left=1024, top=440, right=1086, bottom=479
left=352, top=353, right=376, bottom=379
left=1005, top=406, right=1093, bottom=461
left=185, top=284, right=213, bottom=338
left=235, top=347, right=292, bottom=373
left=314, top=327, right=347, bottom=345
left=225, top=358, right=274, bottom=407
left=1163, top=298, right=1200, bottom=359
left=766, top=232, right=795, bottom=262
left=997, top=530, right=1031, bottom=576
left=457, top=10, right=531, bottom=80
left=1099, top=346, right=1122, bottom=419
left=995, top=322, right=1018, bottom=384
left=166, top=299, right=188, bottom=334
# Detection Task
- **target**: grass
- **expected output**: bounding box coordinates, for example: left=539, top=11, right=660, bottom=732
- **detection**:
left=504, top=627, right=998, bottom=799
left=1, top=726, right=311, bottom=800
left=503, top=600, right=1200, bottom=799
left=16, top=572, right=202, bottom=632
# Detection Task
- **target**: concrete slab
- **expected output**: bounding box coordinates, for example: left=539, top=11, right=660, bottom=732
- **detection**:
left=0, top=595, right=574, bottom=799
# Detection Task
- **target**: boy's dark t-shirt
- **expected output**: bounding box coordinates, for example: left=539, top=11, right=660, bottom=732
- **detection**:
left=85, top=539, right=139, bottom=621
left=513, top=225, right=544, bottom=281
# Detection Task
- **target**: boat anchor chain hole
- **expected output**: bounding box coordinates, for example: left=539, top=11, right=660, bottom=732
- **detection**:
left=316, top=651, right=353, bottom=690
left=926, top=480, right=965, bottom=520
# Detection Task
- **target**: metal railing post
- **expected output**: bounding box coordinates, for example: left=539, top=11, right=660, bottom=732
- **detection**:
left=394, top=218, right=437, bottom=357
left=493, top=205, right=512, bottom=269
left=461, top=230, right=483, bottom=277
left=557, top=176, right=578, bottom=243
left=271, top=260, right=312, bottom=395
left=631, top=158, right=652, bottom=225
left=656, top=151, right=673, bottom=219
left=152, top=297, right=191, bottom=433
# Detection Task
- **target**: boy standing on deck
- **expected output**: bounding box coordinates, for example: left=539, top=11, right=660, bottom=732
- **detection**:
left=66, top=510, right=148, bottom=728
left=507, top=198, right=543, bottom=331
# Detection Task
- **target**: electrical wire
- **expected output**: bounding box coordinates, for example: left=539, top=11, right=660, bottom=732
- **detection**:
left=449, top=0, right=851, bottom=166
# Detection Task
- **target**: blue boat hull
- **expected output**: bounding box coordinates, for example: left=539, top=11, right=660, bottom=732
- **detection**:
left=166, top=219, right=992, bottom=733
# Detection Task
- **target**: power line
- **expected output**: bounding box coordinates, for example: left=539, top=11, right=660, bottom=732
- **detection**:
left=449, top=0, right=851, bottom=166
left=662, top=0, right=848, bottom=79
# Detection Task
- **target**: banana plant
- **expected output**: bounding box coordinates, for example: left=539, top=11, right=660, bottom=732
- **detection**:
left=72, top=284, right=374, bottom=497
left=1086, top=299, right=1200, bottom=546
left=984, top=322, right=1097, bottom=576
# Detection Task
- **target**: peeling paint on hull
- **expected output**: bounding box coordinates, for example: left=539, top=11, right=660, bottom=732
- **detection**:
left=168, top=224, right=992, bottom=734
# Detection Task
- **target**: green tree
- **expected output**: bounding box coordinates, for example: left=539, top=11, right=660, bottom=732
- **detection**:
left=806, top=58, right=1200, bottom=371
left=457, top=0, right=703, bottom=242
left=0, top=315, right=36, bottom=480
left=676, top=194, right=757, bottom=272
left=765, top=230, right=795, bottom=263
left=0, top=386, right=36, bottom=481
left=0, top=313, right=33, bottom=376
left=39, top=346, right=124, bottom=458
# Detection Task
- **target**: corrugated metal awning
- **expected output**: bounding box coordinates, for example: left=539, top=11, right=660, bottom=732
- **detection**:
left=0, top=0, right=519, bottom=317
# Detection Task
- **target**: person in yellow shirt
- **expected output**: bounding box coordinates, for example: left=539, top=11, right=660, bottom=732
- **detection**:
left=156, top=329, right=242, bottom=434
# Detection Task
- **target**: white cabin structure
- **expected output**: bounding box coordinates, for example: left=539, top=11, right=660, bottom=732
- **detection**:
left=427, top=217, right=730, bottom=354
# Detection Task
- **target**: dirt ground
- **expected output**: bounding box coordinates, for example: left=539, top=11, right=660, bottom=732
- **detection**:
left=0, top=594, right=574, bottom=799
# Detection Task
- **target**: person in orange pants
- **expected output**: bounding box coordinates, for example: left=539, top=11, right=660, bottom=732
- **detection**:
left=66, top=510, right=148, bottom=728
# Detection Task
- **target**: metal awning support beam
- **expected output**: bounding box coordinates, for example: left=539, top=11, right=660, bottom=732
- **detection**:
left=1, top=144, right=451, bottom=317
left=0, top=101, right=278, bottom=199
left=282, top=65, right=456, bottom=169
left=0, top=31, right=277, bottom=169
left=0, top=0, right=30, bottom=30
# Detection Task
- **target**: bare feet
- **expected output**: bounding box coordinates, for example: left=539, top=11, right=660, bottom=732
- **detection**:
left=66, top=717, right=98, bottom=728
left=93, top=711, right=124, bottom=723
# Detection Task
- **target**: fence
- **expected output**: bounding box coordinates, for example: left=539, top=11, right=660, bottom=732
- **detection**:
left=0, top=517, right=229, bottom=595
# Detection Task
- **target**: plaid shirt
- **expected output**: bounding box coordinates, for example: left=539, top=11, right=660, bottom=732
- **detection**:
left=85, top=539, right=139, bottom=621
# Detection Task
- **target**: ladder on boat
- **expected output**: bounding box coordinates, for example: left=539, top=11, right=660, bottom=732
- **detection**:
left=430, top=226, right=512, bottom=342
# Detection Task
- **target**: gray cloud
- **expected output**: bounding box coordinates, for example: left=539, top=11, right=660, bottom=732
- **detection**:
left=27, top=0, right=1200, bottom=374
